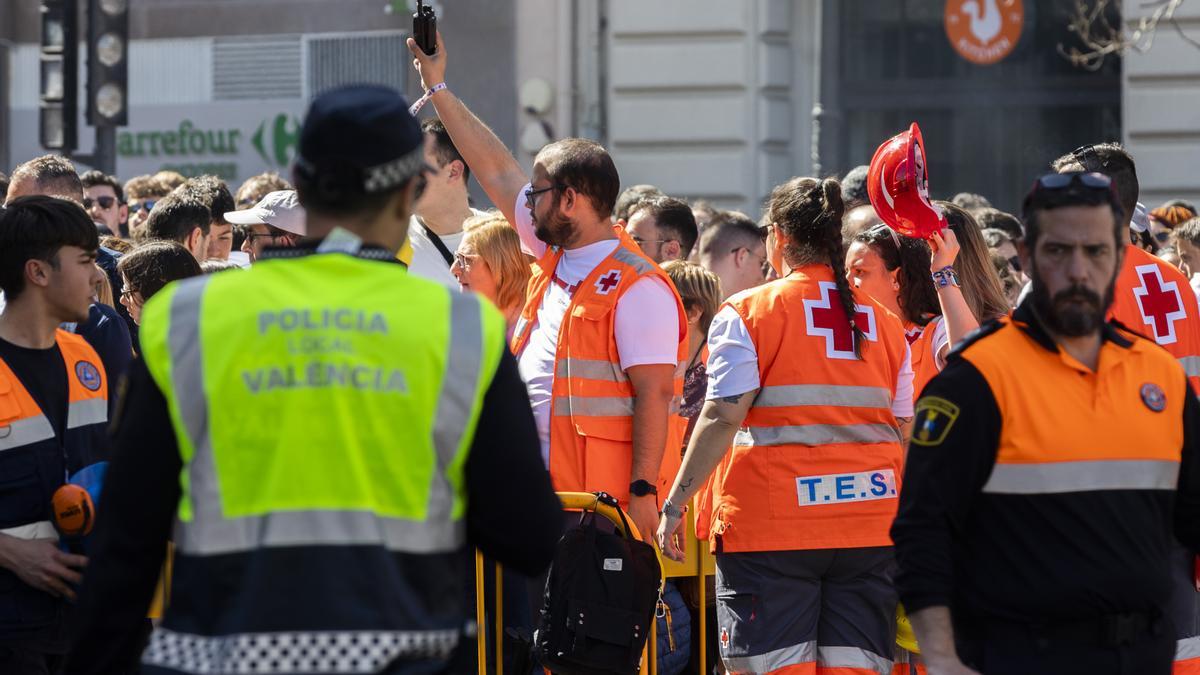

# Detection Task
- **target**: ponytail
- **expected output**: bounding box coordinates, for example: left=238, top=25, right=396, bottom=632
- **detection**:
left=767, top=176, right=865, bottom=358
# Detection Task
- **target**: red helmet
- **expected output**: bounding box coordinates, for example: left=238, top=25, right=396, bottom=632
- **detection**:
left=867, top=122, right=947, bottom=239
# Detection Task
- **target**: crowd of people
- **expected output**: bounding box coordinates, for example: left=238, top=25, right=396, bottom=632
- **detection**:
left=0, top=29, right=1198, bottom=675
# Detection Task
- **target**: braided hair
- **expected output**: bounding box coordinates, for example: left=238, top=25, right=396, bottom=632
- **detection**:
left=767, top=177, right=866, bottom=357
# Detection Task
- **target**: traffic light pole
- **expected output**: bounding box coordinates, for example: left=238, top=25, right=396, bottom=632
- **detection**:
left=73, top=125, right=116, bottom=174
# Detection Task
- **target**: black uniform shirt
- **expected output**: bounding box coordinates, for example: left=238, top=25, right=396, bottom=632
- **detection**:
left=893, top=300, right=1200, bottom=626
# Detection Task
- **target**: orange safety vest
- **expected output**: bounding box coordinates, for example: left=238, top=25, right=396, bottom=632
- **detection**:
left=511, top=231, right=688, bottom=505
left=910, top=315, right=944, bottom=398
left=710, top=265, right=909, bottom=553
left=0, top=330, right=108, bottom=629
left=1110, top=244, right=1200, bottom=394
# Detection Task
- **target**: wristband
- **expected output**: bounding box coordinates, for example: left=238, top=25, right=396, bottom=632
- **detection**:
left=932, top=265, right=960, bottom=289
left=408, top=82, right=448, bottom=115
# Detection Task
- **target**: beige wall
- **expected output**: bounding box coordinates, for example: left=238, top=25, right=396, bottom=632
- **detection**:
left=1122, top=2, right=1200, bottom=208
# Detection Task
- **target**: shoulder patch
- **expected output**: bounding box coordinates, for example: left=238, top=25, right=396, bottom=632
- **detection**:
left=911, top=396, right=960, bottom=446
left=946, top=318, right=1006, bottom=361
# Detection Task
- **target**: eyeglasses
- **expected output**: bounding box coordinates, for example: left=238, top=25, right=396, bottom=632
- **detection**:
left=732, top=247, right=771, bottom=277
left=865, top=223, right=903, bottom=250
left=119, top=288, right=140, bottom=301
left=453, top=252, right=477, bottom=271
left=525, top=184, right=566, bottom=209
left=245, top=232, right=279, bottom=245
left=129, top=200, right=157, bottom=214
left=1008, top=255, right=1022, bottom=273
left=631, top=235, right=672, bottom=248
left=83, top=196, right=117, bottom=210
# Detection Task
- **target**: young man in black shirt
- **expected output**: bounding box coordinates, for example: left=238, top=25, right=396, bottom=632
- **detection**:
left=0, top=197, right=112, bottom=674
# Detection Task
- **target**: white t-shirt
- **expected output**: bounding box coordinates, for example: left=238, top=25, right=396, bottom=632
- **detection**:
left=705, top=303, right=914, bottom=418
left=511, top=184, right=680, bottom=463
left=922, top=315, right=951, bottom=372
left=407, top=210, right=486, bottom=286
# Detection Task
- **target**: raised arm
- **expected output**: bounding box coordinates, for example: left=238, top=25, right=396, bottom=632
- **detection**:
left=407, top=32, right=529, bottom=226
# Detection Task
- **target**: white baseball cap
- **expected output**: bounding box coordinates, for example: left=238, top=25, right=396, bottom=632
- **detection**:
left=224, top=190, right=306, bottom=236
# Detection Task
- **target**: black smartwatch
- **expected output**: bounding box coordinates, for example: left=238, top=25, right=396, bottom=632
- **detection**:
left=629, top=480, right=657, bottom=497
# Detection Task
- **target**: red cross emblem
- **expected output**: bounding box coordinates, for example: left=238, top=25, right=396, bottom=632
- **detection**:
left=595, top=270, right=621, bottom=295
left=1133, top=264, right=1187, bottom=345
left=804, top=281, right=877, bottom=359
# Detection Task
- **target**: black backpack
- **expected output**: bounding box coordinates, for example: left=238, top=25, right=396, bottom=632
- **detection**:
left=534, top=494, right=661, bottom=675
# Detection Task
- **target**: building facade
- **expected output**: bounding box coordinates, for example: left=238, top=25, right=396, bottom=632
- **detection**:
left=3, top=0, right=1197, bottom=214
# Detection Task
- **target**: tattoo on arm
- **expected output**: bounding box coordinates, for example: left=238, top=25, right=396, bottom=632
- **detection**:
left=679, top=477, right=694, bottom=491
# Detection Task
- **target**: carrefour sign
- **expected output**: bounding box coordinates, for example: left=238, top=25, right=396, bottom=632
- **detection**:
left=8, top=100, right=305, bottom=182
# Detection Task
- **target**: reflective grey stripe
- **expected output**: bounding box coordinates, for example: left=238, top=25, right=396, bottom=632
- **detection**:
left=0, top=520, right=56, bottom=540
left=168, top=278, right=477, bottom=556
left=66, top=397, right=107, bottom=429
left=555, top=358, right=627, bottom=383
left=611, top=246, right=653, bottom=273
left=513, top=315, right=528, bottom=341
left=1181, top=356, right=1200, bottom=378
left=0, top=415, right=54, bottom=451
left=982, top=459, right=1179, bottom=494
left=553, top=395, right=634, bottom=417
left=143, top=627, right=459, bottom=673
left=427, top=292, right=485, bottom=534
left=1177, top=635, right=1200, bottom=661
left=735, top=423, right=901, bottom=447
left=175, top=510, right=462, bottom=555
left=754, top=384, right=892, bottom=409
left=721, top=640, right=815, bottom=672
left=818, top=646, right=893, bottom=675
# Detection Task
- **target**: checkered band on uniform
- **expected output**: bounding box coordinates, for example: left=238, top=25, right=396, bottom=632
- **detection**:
left=363, top=146, right=426, bottom=194
left=141, top=627, right=460, bottom=673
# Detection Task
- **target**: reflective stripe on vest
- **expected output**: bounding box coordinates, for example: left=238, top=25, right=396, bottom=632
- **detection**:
left=735, top=423, right=902, bottom=448
left=162, top=276, right=486, bottom=556
left=753, top=384, right=893, bottom=409
left=0, top=415, right=55, bottom=451
left=143, top=627, right=459, bottom=674
left=1181, top=356, right=1200, bottom=378
left=66, top=397, right=107, bottom=429
left=982, top=459, right=1179, bottom=494
left=555, top=358, right=628, bottom=383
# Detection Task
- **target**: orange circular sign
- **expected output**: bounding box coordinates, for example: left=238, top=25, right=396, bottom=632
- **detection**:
left=944, top=0, right=1024, bottom=65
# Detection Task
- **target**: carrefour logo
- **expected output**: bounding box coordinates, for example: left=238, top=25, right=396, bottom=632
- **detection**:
left=252, top=113, right=302, bottom=167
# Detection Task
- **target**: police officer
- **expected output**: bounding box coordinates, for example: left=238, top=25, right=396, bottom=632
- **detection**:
left=64, top=85, right=564, bottom=674
left=892, top=172, right=1200, bottom=675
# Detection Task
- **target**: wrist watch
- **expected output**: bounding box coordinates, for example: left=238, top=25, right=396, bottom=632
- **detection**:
left=662, top=499, right=687, bottom=519
left=629, top=480, right=657, bottom=498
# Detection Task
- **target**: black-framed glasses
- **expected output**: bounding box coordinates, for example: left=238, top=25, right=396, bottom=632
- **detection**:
left=1031, top=171, right=1113, bottom=193
left=119, top=287, right=140, bottom=301
left=245, top=232, right=278, bottom=245
left=525, top=184, right=566, bottom=209
left=83, top=196, right=117, bottom=210
left=129, top=200, right=157, bottom=214
left=732, top=247, right=771, bottom=276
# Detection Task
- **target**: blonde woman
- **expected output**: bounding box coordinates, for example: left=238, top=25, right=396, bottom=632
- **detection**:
left=661, top=260, right=722, bottom=446
left=451, top=211, right=532, bottom=339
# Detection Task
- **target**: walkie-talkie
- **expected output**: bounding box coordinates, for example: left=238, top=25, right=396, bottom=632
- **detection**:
left=413, top=0, right=437, bottom=56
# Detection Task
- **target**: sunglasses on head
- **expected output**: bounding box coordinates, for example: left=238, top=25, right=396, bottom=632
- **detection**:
left=1027, top=171, right=1115, bottom=198
left=866, top=223, right=902, bottom=250
left=83, top=196, right=117, bottom=210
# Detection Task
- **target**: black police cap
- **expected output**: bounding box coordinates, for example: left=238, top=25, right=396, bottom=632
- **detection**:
left=294, top=85, right=427, bottom=198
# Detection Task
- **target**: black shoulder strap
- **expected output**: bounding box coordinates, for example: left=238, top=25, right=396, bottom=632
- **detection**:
left=419, top=220, right=455, bottom=268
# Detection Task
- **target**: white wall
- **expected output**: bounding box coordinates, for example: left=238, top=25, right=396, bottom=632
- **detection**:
left=1123, top=2, right=1200, bottom=208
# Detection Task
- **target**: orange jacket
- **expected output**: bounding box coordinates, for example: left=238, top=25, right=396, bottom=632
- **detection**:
left=910, top=316, right=944, bottom=398
left=1110, top=244, right=1200, bottom=393
left=710, top=265, right=909, bottom=552
left=511, top=232, right=687, bottom=504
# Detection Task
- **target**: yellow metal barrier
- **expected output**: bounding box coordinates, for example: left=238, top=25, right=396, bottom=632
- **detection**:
left=475, top=492, right=716, bottom=675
